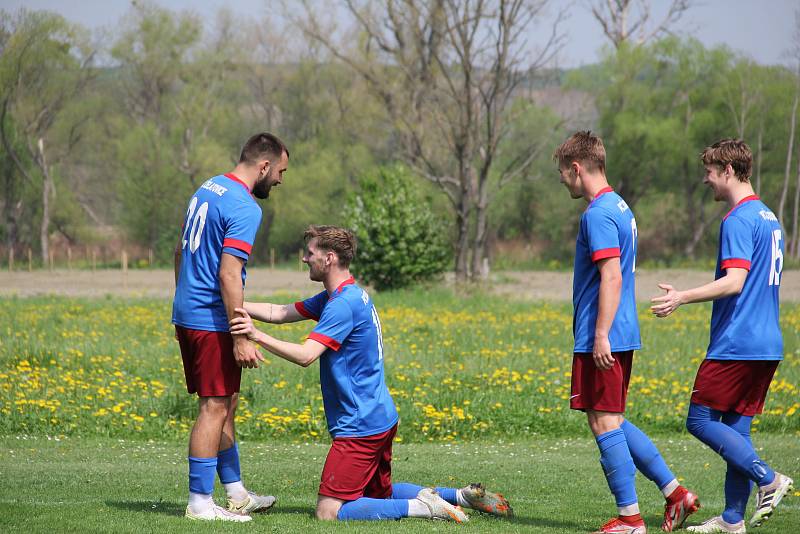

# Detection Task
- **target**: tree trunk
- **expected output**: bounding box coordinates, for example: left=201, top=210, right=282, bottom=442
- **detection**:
left=682, top=163, right=705, bottom=258
left=454, top=203, right=470, bottom=282
left=791, top=141, right=800, bottom=258
left=779, top=86, right=799, bottom=227
left=37, top=138, right=53, bottom=264
left=470, top=175, right=490, bottom=281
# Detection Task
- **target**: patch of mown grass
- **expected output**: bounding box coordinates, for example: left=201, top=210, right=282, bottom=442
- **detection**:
left=1, top=434, right=798, bottom=533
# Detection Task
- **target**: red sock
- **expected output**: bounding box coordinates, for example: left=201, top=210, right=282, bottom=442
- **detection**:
left=619, top=513, right=643, bottom=525
left=666, top=485, right=688, bottom=503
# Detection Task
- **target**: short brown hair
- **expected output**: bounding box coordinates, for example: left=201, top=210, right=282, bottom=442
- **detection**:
left=304, top=225, right=357, bottom=268
left=239, top=132, right=289, bottom=165
left=700, top=138, right=752, bottom=182
left=553, top=131, right=606, bottom=173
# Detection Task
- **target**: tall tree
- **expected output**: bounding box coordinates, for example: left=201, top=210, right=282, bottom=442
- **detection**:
left=0, top=10, right=94, bottom=262
left=587, top=0, right=691, bottom=48
left=110, top=2, right=241, bottom=259
left=295, top=0, right=563, bottom=280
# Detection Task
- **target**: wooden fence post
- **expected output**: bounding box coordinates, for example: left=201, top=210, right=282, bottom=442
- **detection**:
left=27, top=248, right=32, bottom=272
left=121, top=249, right=128, bottom=290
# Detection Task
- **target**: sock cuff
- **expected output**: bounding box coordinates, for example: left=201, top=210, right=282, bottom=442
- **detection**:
left=596, top=427, right=625, bottom=448
left=188, top=456, right=218, bottom=467
left=218, top=442, right=239, bottom=459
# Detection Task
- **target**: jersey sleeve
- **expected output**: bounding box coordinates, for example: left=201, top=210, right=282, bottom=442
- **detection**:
left=221, top=201, right=262, bottom=260
left=585, top=208, right=621, bottom=262
left=294, top=291, right=328, bottom=321
left=720, top=215, right=753, bottom=270
left=308, top=297, right=354, bottom=351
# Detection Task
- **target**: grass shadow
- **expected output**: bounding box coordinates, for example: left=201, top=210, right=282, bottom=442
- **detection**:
left=105, top=500, right=313, bottom=518
left=105, top=499, right=185, bottom=516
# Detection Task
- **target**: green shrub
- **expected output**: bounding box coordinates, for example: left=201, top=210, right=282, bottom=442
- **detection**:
left=345, top=166, right=451, bottom=290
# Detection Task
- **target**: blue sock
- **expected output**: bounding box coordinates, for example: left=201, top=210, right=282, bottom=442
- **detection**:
left=217, top=443, right=242, bottom=484
left=434, top=487, right=458, bottom=505
left=686, top=403, right=775, bottom=486
left=390, top=482, right=458, bottom=505
left=596, top=428, right=638, bottom=507
left=621, top=419, right=675, bottom=490
left=189, top=456, right=218, bottom=495
left=390, top=482, right=423, bottom=500
left=720, top=412, right=755, bottom=524
left=337, top=497, right=408, bottom=520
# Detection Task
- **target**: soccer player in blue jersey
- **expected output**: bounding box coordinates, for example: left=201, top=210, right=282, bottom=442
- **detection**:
left=652, top=139, right=793, bottom=534
left=229, top=225, right=512, bottom=523
left=173, top=133, right=289, bottom=522
left=555, top=131, right=699, bottom=534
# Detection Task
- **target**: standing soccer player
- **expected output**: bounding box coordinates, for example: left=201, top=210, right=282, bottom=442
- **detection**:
left=173, top=133, right=289, bottom=521
left=652, top=139, right=793, bottom=533
left=229, top=225, right=512, bottom=523
left=555, top=131, right=699, bottom=534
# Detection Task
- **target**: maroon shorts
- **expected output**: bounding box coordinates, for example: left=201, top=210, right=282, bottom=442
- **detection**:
left=318, top=424, right=397, bottom=501
left=691, top=359, right=779, bottom=416
left=176, top=326, right=241, bottom=397
left=570, top=351, right=634, bottom=413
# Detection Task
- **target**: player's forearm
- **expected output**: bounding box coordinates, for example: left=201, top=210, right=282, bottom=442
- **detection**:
left=678, top=273, right=745, bottom=305
left=595, top=274, right=621, bottom=338
left=251, top=331, right=319, bottom=367
left=244, top=302, right=301, bottom=324
left=218, top=260, right=251, bottom=347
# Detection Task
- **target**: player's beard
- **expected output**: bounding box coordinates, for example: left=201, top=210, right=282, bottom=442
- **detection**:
left=253, top=178, right=271, bottom=199
left=308, top=265, right=324, bottom=282
left=253, top=167, right=277, bottom=199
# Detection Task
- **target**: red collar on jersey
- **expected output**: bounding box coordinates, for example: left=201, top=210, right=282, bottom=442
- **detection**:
left=223, top=173, right=253, bottom=193
left=723, top=194, right=759, bottom=220
left=330, top=276, right=356, bottom=298
left=593, top=186, right=614, bottom=199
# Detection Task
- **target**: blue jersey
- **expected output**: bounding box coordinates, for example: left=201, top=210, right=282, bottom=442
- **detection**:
left=707, top=196, right=783, bottom=361
left=295, top=278, right=399, bottom=438
left=172, top=173, right=262, bottom=331
left=572, top=187, right=641, bottom=353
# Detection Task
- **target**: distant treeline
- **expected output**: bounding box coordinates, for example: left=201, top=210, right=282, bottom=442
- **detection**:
left=2, top=1, right=799, bottom=275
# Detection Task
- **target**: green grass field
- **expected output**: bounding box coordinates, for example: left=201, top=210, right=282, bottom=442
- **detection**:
left=2, top=435, right=798, bottom=533
left=1, top=291, right=799, bottom=532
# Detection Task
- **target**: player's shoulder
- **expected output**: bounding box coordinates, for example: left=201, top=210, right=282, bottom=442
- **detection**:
left=337, top=283, right=371, bottom=305
left=726, top=201, right=775, bottom=228
left=586, top=194, right=629, bottom=221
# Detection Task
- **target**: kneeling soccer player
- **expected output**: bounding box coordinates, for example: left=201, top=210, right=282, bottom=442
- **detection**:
left=229, top=225, right=512, bottom=522
left=652, top=139, right=793, bottom=533
left=555, top=131, right=700, bottom=533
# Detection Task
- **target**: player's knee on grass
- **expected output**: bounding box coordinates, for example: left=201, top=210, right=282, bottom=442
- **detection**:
left=316, top=495, right=344, bottom=520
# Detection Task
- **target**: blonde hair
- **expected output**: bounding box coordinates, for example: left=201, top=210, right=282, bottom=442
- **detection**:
left=553, top=131, right=606, bottom=173
left=303, top=225, right=357, bottom=267
left=700, top=139, right=752, bottom=182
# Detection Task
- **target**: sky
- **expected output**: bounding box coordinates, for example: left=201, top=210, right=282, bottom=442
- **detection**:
left=1, top=0, right=797, bottom=67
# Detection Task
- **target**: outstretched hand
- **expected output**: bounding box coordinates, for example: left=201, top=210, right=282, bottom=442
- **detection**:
left=230, top=308, right=259, bottom=340
left=230, top=308, right=265, bottom=368
left=651, top=283, right=681, bottom=318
